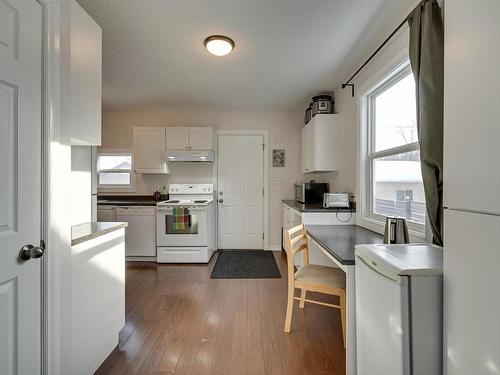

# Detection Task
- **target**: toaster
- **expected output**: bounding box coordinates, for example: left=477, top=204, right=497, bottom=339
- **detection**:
left=323, top=193, right=350, bottom=208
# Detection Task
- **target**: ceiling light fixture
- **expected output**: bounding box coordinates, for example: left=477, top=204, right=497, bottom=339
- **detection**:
left=204, top=35, right=234, bottom=56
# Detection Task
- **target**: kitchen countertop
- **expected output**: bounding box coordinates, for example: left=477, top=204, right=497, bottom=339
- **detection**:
left=97, top=195, right=166, bottom=206
left=282, top=199, right=356, bottom=213
left=306, top=225, right=383, bottom=265
left=71, top=222, right=128, bottom=246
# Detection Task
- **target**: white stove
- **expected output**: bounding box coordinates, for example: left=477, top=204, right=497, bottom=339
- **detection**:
left=156, top=184, right=216, bottom=263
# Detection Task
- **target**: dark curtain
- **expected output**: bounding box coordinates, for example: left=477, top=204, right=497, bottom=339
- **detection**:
left=407, top=0, right=444, bottom=246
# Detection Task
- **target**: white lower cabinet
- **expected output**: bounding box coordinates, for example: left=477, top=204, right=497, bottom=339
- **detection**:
left=97, top=205, right=116, bottom=222
left=282, top=202, right=355, bottom=266
left=70, top=229, right=125, bottom=374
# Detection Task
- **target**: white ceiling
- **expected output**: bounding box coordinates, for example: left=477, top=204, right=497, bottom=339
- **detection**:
left=77, top=0, right=405, bottom=110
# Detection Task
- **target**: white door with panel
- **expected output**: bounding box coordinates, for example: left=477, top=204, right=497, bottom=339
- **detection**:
left=218, top=135, right=264, bottom=249
left=0, top=0, right=43, bottom=373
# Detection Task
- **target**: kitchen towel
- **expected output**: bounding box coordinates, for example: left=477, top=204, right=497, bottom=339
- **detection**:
left=173, top=207, right=189, bottom=230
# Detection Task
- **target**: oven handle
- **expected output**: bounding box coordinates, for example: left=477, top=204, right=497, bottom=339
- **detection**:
left=156, top=206, right=206, bottom=212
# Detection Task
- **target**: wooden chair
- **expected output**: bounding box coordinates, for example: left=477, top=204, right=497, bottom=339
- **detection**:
left=283, top=224, right=346, bottom=347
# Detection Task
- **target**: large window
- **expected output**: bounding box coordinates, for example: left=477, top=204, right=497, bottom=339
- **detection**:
left=97, top=151, right=135, bottom=191
left=364, top=63, right=426, bottom=232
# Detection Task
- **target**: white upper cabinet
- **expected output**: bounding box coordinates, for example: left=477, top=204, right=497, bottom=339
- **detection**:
left=189, top=127, right=213, bottom=150
left=70, top=0, right=102, bottom=146
left=444, top=1, right=500, bottom=214
left=165, top=127, right=213, bottom=150
left=301, top=114, right=339, bottom=173
left=133, top=127, right=167, bottom=174
left=165, top=127, right=190, bottom=150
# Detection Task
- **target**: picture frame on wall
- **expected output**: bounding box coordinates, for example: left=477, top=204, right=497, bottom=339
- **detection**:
left=273, top=149, right=285, bottom=167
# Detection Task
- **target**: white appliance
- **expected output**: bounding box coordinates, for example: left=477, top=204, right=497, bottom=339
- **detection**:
left=164, top=150, right=215, bottom=162
left=444, top=2, right=500, bottom=374
left=116, top=206, right=156, bottom=258
left=156, top=184, right=215, bottom=263
left=323, top=192, right=350, bottom=208
left=355, top=243, right=443, bottom=375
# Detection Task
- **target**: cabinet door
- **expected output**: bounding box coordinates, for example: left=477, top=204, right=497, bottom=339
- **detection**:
left=133, top=127, right=166, bottom=173
left=70, top=0, right=102, bottom=146
left=313, top=115, right=338, bottom=171
left=444, top=209, right=500, bottom=374
left=189, top=127, right=213, bottom=150
left=97, top=206, right=116, bottom=221
left=301, top=127, right=308, bottom=173
left=444, top=1, right=500, bottom=214
left=302, top=125, right=313, bottom=172
left=165, top=127, right=190, bottom=150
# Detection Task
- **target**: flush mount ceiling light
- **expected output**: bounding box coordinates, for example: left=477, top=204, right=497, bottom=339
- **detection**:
left=204, top=35, right=234, bottom=56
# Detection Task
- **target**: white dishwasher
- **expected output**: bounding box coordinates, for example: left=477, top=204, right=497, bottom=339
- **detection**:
left=116, top=206, right=156, bottom=258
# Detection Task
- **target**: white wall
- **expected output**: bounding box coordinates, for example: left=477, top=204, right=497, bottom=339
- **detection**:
left=70, top=146, right=92, bottom=225
left=100, top=107, right=304, bottom=247
left=309, top=0, right=422, bottom=202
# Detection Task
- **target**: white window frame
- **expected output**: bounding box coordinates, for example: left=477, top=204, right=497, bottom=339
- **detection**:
left=97, top=150, right=136, bottom=192
left=359, top=61, right=426, bottom=238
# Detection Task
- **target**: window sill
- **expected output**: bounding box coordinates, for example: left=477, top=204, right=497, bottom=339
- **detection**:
left=356, top=215, right=427, bottom=243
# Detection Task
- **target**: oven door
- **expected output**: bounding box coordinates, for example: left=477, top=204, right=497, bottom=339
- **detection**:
left=156, top=206, right=207, bottom=247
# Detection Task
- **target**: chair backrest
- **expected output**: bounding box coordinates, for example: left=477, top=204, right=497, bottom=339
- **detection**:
left=284, top=224, right=309, bottom=283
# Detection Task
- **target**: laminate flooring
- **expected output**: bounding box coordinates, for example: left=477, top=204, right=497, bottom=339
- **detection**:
left=96, top=251, right=345, bottom=374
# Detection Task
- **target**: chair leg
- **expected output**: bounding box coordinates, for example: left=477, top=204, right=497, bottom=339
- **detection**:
left=340, top=292, right=346, bottom=348
left=284, top=286, right=295, bottom=333
left=299, top=289, right=306, bottom=309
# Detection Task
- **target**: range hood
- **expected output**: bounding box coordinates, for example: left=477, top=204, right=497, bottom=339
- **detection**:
left=164, top=150, right=215, bottom=162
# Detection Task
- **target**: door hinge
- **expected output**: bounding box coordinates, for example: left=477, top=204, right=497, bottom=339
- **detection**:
left=262, top=143, right=265, bottom=151
left=262, top=233, right=264, bottom=240
left=262, top=188, right=265, bottom=196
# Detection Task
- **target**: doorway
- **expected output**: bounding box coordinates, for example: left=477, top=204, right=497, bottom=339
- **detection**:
left=217, top=132, right=268, bottom=249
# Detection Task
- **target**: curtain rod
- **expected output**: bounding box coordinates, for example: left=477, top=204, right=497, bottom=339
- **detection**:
left=341, top=17, right=407, bottom=97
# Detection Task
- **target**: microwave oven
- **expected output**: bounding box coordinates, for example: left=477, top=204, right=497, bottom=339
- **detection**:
left=294, top=182, right=329, bottom=204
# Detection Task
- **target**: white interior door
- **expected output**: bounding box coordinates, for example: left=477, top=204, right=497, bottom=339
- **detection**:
left=218, top=135, right=264, bottom=249
left=0, top=0, right=43, bottom=373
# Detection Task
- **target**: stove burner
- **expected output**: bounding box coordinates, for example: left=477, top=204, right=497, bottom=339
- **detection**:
left=194, top=200, right=208, bottom=203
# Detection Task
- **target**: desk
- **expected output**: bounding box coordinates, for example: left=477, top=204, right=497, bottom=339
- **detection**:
left=306, top=225, right=383, bottom=375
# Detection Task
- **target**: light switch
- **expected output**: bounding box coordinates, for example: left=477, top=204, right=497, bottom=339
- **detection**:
left=271, top=178, right=281, bottom=184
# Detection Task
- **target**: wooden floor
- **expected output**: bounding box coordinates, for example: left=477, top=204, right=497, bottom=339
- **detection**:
left=96, top=251, right=345, bottom=375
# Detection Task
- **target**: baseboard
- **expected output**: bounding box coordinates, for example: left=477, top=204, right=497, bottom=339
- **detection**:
left=126, top=256, right=157, bottom=262
left=264, top=244, right=281, bottom=251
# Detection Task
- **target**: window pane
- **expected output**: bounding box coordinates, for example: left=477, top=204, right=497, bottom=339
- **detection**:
left=98, top=155, right=132, bottom=170
left=375, top=73, right=417, bottom=151
left=373, top=150, right=426, bottom=225
left=99, top=172, right=130, bottom=185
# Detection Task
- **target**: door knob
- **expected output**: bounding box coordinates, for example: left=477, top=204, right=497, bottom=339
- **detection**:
left=218, top=199, right=224, bottom=203
left=18, top=242, right=45, bottom=261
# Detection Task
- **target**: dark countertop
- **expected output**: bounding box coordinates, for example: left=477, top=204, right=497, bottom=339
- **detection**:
left=306, top=225, right=383, bottom=266
left=97, top=195, right=166, bottom=206
left=282, top=199, right=355, bottom=213
left=71, top=222, right=128, bottom=246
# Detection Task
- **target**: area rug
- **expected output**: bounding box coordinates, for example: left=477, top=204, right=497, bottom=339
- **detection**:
left=210, top=250, right=281, bottom=279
